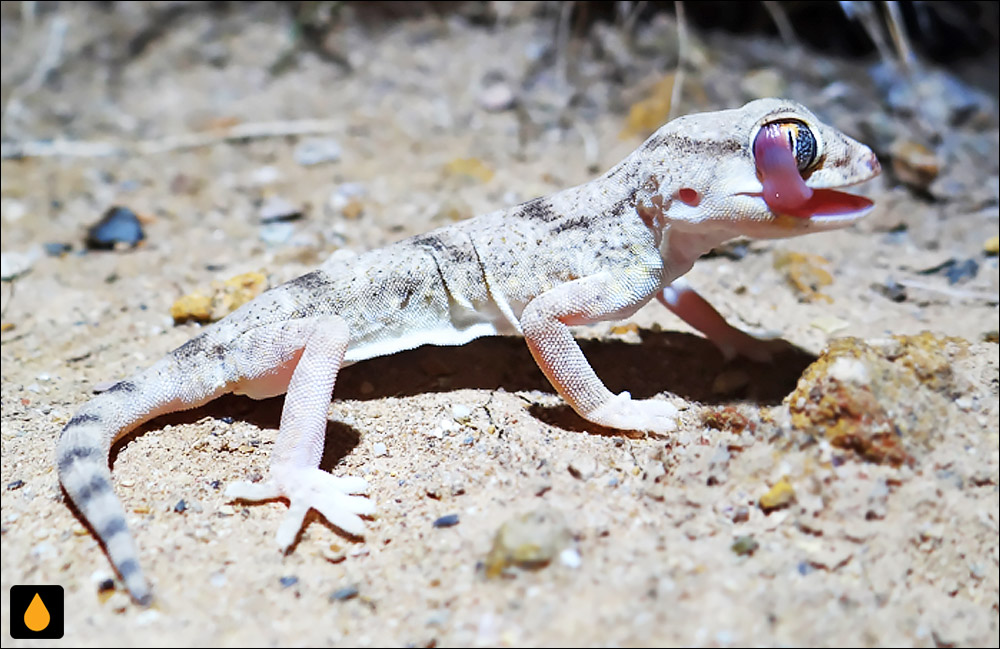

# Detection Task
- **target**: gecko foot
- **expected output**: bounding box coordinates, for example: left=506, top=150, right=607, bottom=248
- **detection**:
left=225, top=468, right=374, bottom=549
left=587, top=391, right=678, bottom=434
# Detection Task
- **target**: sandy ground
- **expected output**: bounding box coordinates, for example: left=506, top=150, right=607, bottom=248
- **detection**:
left=2, top=4, right=998, bottom=647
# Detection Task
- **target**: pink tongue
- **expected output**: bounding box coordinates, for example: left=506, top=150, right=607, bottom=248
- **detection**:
left=754, top=125, right=872, bottom=218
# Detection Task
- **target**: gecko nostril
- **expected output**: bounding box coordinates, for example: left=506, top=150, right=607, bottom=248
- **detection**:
left=868, top=153, right=881, bottom=174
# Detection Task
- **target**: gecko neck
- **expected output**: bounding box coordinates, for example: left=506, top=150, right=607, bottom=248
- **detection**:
left=595, top=145, right=735, bottom=285
left=659, top=225, right=734, bottom=283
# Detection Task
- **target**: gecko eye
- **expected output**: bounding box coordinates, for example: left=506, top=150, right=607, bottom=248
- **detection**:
left=758, top=120, right=818, bottom=172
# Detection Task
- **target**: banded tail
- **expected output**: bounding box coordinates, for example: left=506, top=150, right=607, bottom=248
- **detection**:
left=56, top=349, right=226, bottom=604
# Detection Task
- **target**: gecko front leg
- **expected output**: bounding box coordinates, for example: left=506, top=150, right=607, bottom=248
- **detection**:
left=519, top=270, right=678, bottom=434
left=224, top=315, right=374, bottom=549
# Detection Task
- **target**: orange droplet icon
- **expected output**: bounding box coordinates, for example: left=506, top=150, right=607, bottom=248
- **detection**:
left=24, top=592, right=51, bottom=632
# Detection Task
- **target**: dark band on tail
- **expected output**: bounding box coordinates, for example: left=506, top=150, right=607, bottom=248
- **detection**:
left=56, top=444, right=103, bottom=473
left=69, top=474, right=113, bottom=504
left=64, top=412, right=101, bottom=429
left=99, top=517, right=128, bottom=540
left=105, top=380, right=137, bottom=393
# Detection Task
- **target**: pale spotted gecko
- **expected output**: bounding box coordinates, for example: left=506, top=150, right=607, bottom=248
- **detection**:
left=56, top=98, right=880, bottom=604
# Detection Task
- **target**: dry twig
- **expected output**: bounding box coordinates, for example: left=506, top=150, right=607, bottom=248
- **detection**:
left=2, top=119, right=343, bottom=159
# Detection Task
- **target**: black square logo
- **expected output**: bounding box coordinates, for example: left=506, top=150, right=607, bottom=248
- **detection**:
left=9, top=585, right=64, bottom=639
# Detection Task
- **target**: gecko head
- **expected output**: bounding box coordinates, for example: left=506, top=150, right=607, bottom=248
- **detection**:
left=639, top=98, right=880, bottom=240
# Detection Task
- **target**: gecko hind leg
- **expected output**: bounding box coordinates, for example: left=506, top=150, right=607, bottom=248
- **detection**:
left=658, top=278, right=782, bottom=363
left=223, top=315, right=374, bottom=550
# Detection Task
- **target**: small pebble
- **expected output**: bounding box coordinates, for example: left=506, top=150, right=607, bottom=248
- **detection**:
left=323, top=545, right=347, bottom=563
left=259, top=221, right=295, bottom=246
left=96, top=577, right=116, bottom=594
left=1, top=249, right=39, bottom=280
left=484, top=509, right=572, bottom=577
left=372, top=442, right=388, bottom=457
left=329, top=584, right=359, bottom=601
left=106, top=591, right=131, bottom=612
left=731, top=535, right=759, bottom=556
left=568, top=455, right=599, bottom=481
left=559, top=547, right=582, bottom=568
left=759, top=479, right=796, bottom=512
left=43, top=242, right=72, bottom=257
left=174, top=499, right=187, bottom=513
left=328, top=183, right=367, bottom=213
left=731, top=505, right=750, bottom=523
left=258, top=196, right=302, bottom=223
left=294, top=138, right=342, bottom=166
left=873, top=279, right=907, bottom=302
left=250, top=166, right=281, bottom=185
left=433, top=513, right=460, bottom=528
left=86, top=206, right=145, bottom=250
left=451, top=403, right=472, bottom=422
left=478, top=80, right=516, bottom=112
left=279, top=575, right=299, bottom=588
left=944, top=259, right=979, bottom=285
left=889, top=139, right=940, bottom=191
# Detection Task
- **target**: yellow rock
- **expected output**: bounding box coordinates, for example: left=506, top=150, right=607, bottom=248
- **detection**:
left=170, top=271, right=269, bottom=325
left=444, top=158, right=494, bottom=183
left=759, top=478, right=795, bottom=511
left=170, top=293, right=213, bottom=324
left=610, top=323, right=639, bottom=335
left=214, top=272, right=268, bottom=320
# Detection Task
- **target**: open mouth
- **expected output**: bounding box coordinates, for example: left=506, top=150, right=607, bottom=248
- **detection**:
left=757, top=186, right=875, bottom=220
left=751, top=121, right=876, bottom=221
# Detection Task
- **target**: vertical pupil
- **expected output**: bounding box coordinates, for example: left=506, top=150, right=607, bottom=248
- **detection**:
left=786, top=122, right=814, bottom=171
left=760, top=120, right=815, bottom=171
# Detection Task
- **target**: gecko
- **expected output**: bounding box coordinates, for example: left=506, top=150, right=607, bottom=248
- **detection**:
left=55, top=98, right=880, bottom=605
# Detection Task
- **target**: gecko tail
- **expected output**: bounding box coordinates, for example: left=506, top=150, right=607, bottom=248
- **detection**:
left=56, top=397, right=153, bottom=605
left=55, top=332, right=234, bottom=605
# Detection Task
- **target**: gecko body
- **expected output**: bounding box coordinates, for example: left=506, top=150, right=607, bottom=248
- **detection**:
left=56, top=99, right=880, bottom=604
